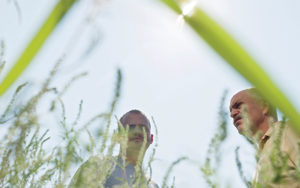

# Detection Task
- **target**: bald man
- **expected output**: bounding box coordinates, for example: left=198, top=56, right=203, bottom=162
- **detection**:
left=230, top=88, right=300, bottom=187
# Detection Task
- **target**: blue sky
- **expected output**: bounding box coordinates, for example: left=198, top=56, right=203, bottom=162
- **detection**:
left=1, top=0, right=300, bottom=187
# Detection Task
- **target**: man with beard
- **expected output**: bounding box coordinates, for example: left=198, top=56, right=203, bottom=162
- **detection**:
left=229, top=88, right=300, bottom=187
left=69, top=109, right=159, bottom=188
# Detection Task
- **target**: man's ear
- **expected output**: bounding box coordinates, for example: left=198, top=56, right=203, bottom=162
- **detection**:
left=150, top=134, right=153, bottom=144
left=262, top=103, right=270, bottom=116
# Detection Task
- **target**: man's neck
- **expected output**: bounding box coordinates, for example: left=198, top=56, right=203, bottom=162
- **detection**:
left=118, top=151, right=145, bottom=166
left=255, top=117, right=273, bottom=140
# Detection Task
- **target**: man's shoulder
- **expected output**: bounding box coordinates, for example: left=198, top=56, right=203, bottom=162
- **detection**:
left=272, top=121, right=300, bottom=140
left=255, top=121, right=300, bottom=186
left=84, top=155, right=118, bottom=165
left=271, top=121, right=297, bottom=136
left=148, top=180, right=160, bottom=188
left=77, top=155, right=101, bottom=169
left=68, top=155, right=118, bottom=187
left=271, top=121, right=300, bottom=159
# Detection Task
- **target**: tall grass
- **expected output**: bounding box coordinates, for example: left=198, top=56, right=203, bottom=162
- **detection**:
left=200, top=92, right=300, bottom=187
left=0, top=58, right=124, bottom=187
left=200, top=91, right=228, bottom=187
left=0, top=59, right=176, bottom=187
left=161, top=156, right=188, bottom=188
left=2, top=1, right=300, bottom=187
left=234, top=147, right=252, bottom=188
left=0, top=64, right=298, bottom=187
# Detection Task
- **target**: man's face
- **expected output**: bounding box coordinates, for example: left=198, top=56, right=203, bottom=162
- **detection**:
left=229, top=91, right=266, bottom=135
left=121, top=113, right=152, bottom=151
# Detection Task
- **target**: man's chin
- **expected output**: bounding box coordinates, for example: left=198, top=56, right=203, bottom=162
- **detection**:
left=127, top=146, right=149, bottom=155
left=237, top=124, right=255, bottom=138
left=127, top=141, right=148, bottom=149
left=129, top=139, right=144, bottom=145
left=236, top=124, right=244, bottom=134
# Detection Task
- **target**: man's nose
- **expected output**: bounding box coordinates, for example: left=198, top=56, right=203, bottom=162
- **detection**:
left=230, top=108, right=239, bottom=118
left=132, top=125, right=144, bottom=133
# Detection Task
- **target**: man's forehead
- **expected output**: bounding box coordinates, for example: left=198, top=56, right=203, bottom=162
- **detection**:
left=230, top=91, right=251, bottom=105
left=122, top=113, right=150, bottom=127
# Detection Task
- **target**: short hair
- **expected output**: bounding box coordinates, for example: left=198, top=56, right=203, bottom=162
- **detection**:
left=245, top=88, right=278, bottom=121
left=119, top=109, right=151, bottom=129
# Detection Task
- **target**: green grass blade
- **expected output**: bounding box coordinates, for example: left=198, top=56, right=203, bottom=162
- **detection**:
left=161, top=0, right=182, bottom=14
left=161, top=0, right=300, bottom=134
left=0, top=0, right=77, bottom=96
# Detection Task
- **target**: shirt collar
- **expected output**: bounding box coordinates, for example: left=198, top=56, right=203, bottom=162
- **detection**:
left=259, top=127, right=272, bottom=151
left=262, top=127, right=272, bottom=139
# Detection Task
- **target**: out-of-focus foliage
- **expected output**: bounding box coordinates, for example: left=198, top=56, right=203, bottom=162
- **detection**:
left=161, top=156, right=188, bottom=188
left=200, top=91, right=228, bottom=187
left=0, top=62, right=177, bottom=187
left=2, top=0, right=300, bottom=187
left=205, top=93, right=300, bottom=188
left=160, top=0, right=300, bottom=134
left=0, top=0, right=77, bottom=96
left=0, top=62, right=124, bottom=187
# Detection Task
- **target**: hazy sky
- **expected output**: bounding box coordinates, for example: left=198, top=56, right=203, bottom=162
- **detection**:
left=1, top=0, right=300, bottom=187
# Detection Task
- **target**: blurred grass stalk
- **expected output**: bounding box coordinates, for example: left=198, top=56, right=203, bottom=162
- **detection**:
left=0, top=0, right=76, bottom=96
left=1, top=0, right=300, bottom=135
left=161, top=0, right=300, bottom=134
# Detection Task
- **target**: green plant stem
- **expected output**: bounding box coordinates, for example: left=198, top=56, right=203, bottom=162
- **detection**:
left=161, top=0, right=300, bottom=134
left=0, top=0, right=77, bottom=96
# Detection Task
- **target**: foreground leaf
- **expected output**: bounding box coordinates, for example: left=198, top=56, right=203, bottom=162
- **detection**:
left=0, top=0, right=77, bottom=96
left=161, top=0, right=300, bottom=134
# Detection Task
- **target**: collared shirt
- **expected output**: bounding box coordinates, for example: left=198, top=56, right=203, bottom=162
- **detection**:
left=69, top=156, right=159, bottom=188
left=254, top=122, right=300, bottom=188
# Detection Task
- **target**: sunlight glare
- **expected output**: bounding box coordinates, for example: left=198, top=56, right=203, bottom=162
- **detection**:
left=181, top=0, right=197, bottom=16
